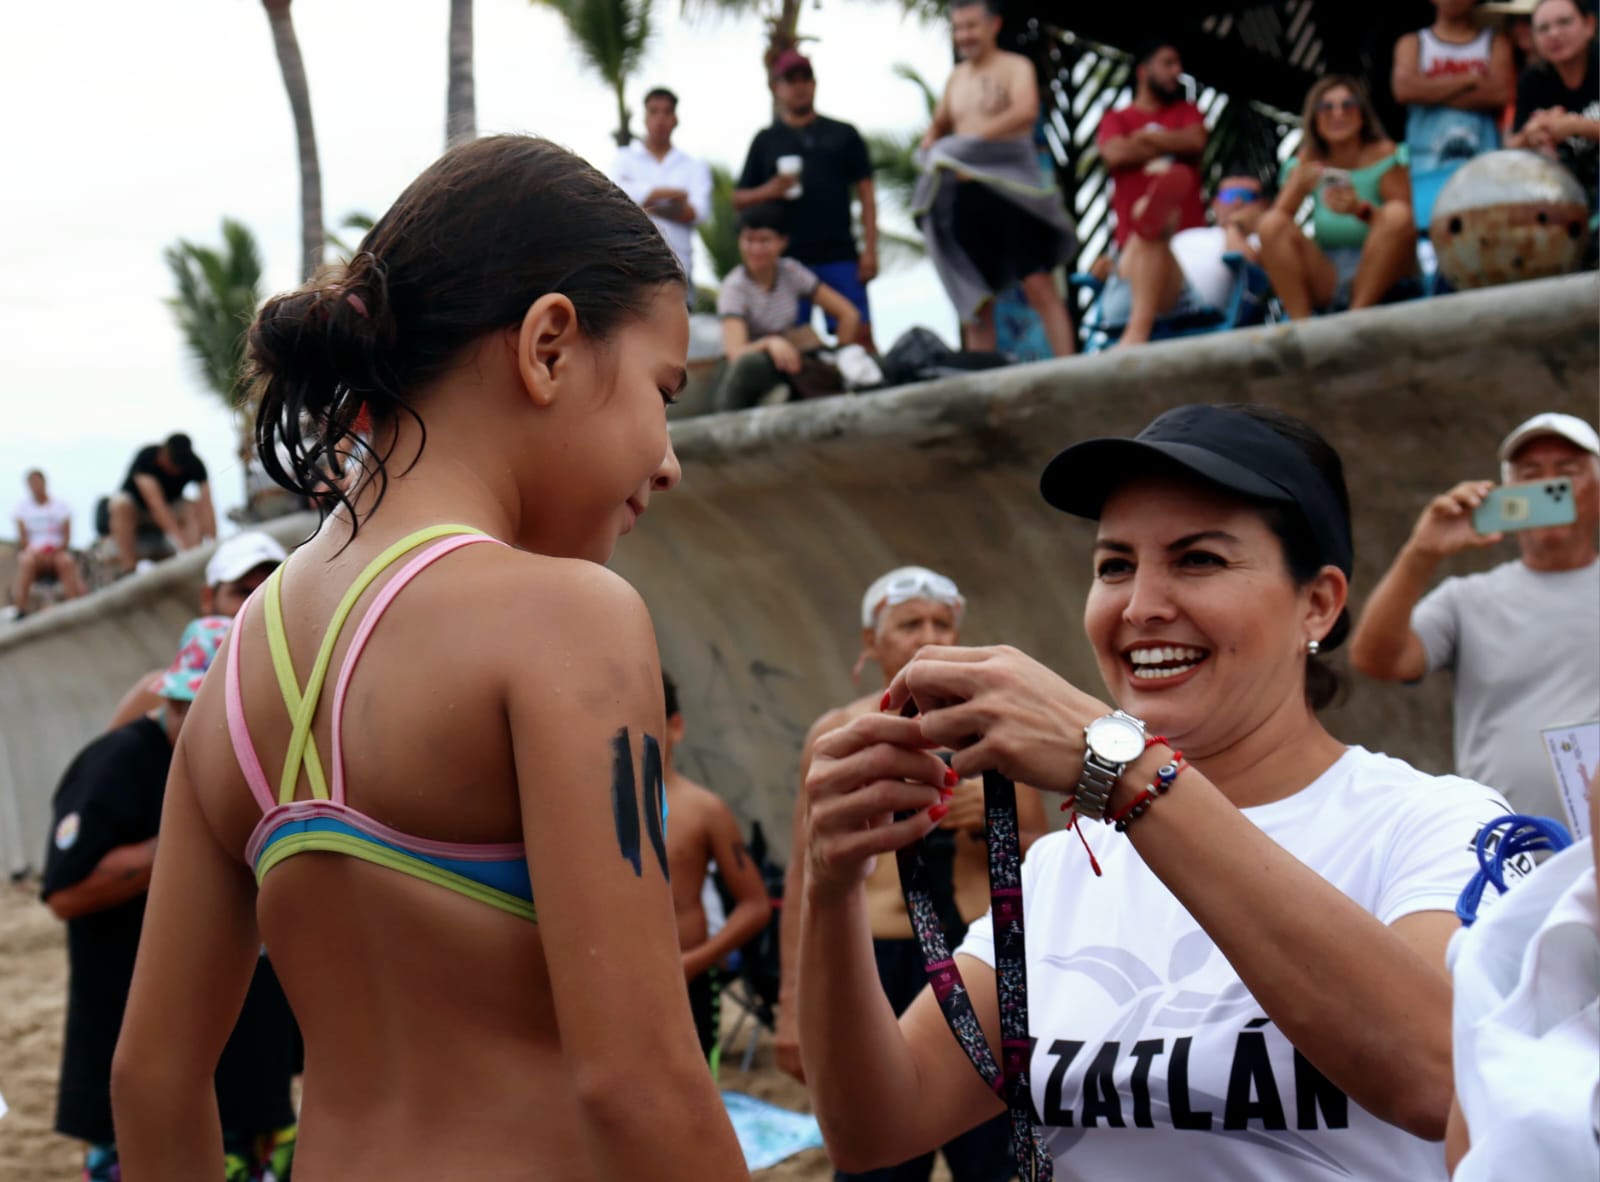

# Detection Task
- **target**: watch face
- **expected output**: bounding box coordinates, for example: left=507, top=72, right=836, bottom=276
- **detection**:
left=1087, top=715, right=1145, bottom=764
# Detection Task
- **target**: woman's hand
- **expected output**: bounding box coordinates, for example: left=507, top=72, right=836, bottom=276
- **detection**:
left=1285, top=158, right=1324, bottom=202
left=804, top=713, right=952, bottom=904
left=883, top=645, right=1112, bottom=795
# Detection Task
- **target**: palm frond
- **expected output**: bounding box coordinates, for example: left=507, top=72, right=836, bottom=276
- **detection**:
left=164, top=218, right=264, bottom=409
left=697, top=163, right=743, bottom=282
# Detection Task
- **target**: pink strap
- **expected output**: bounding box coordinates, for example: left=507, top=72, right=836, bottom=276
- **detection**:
left=225, top=594, right=279, bottom=815
left=330, top=534, right=501, bottom=804
left=246, top=798, right=527, bottom=869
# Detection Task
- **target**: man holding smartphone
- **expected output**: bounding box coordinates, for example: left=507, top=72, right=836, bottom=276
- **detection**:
left=1351, top=412, right=1600, bottom=820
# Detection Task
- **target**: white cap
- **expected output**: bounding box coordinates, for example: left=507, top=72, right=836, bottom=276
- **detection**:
left=205, top=532, right=287, bottom=587
left=860, top=566, right=966, bottom=628
left=1498, top=413, right=1600, bottom=466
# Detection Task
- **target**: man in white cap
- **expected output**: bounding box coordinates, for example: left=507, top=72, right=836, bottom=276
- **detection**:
left=1352, top=412, right=1600, bottom=819
left=106, top=531, right=287, bottom=729
left=774, top=566, right=1044, bottom=1182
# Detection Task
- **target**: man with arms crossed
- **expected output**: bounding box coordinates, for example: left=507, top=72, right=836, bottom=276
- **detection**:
left=777, top=566, right=1046, bottom=1182
left=610, top=87, right=713, bottom=289
left=1351, top=412, right=1600, bottom=820
left=661, top=671, right=774, bottom=1067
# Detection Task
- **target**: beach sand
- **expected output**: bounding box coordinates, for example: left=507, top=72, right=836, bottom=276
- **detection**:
left=0, top=880, right=949, bottom=1181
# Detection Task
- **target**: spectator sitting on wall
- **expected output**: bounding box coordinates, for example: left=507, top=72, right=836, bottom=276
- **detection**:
left=659, top=671, right=773, bottom=1068
left=1393, top=0, right=1514, bottom=174
left=1350, top=412, right=1600, bottom=820
left=1092, top=170, right=1268, bottom=346
left=12, top=468, right=86, bottom=617
left=106, top=531, right=286, bottom=730
left=609, top=87, right=713, bottom=294
left=1258, top=76, right=1417, bottom=319
left=734, top=50, right=878, bottom=350
left=713, top=203, right=860, bottom=412
left=1508, top=0, right=1600, bottom=209
left=41, top=618, right=297, bottom=1182
left=1097, top=40, right=1209, bottom=258
left=913, top=0, right=1078, bottom=358
left=107, top=433, right=216, bottom=574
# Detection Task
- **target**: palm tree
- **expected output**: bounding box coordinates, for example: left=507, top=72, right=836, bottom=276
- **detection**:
left=166, top=220, right=266, bottom=504
left=165, top=220, right=265, bottom=410
left=532, top=0, right=653, bottom=147
left=262, top=0, right=325, bottom=280
left=681, top=0, right=942, bottom=86
left=691, top=164, right=741, bottom=309
left=447, top=0, right=477, bottom=147
left=864, top=62, right=938, bottom=214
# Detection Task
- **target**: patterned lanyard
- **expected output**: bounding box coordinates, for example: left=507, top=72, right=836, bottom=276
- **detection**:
left=895, top=770, right=1052, bottom=1181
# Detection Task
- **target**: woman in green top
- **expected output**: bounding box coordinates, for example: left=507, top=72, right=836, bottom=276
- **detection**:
left=1259, top=75, right=1417, bottom=318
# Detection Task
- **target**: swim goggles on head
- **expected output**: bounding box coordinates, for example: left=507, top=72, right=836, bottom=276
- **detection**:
left=860, top=567, right=966, bottom=628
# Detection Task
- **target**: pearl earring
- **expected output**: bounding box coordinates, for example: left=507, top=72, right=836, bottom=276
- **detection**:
left=1306, top=639, right=1321, bottom=656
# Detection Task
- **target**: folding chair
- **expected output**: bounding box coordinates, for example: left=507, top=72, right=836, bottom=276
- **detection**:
left=712, top=821, right=785, bottom=1074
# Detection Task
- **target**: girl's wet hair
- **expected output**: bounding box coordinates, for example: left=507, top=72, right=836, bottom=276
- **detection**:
left=1224, top=404, right=1354, bottom=712
left=246, top=135, right=686, bottom=536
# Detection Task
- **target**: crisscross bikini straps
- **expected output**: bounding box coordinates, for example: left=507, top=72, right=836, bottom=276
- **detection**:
left=225, top=525, right=499, bottom=812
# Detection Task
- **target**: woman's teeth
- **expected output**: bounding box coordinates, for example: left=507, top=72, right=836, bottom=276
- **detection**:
left=1127, top=646, right=1207, bottom=679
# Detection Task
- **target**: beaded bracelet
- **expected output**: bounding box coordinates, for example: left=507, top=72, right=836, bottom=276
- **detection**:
left=1108, top=751, right=1187, bottom=832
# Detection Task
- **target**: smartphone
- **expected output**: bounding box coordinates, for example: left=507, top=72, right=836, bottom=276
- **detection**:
left=1320, top=167, right=1353, bottom=191
left=1473, top=479, right=1577, bottom=535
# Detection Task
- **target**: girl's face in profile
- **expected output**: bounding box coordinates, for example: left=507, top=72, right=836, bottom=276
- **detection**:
left=531, top=284, right=688, bottom=564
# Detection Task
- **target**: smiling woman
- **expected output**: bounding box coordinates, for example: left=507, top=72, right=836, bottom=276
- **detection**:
left=794, top=402, right=1517, bottom=1182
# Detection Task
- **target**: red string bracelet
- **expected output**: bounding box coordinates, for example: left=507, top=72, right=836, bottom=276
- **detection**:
left=1112, top=752, right=1187, bottom=832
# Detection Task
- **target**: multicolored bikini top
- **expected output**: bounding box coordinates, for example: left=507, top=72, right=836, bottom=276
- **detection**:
left=226, top=525, right=538, bottom=923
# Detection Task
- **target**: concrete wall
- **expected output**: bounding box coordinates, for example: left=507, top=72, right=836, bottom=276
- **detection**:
left=2, top=275, right=1595, bottom=873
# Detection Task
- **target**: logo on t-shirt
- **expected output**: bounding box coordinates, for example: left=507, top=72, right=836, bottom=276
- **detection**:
left=54, top=812, right=80, bottom=851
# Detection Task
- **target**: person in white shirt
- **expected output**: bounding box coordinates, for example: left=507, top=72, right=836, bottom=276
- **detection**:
left=610, top=87, right=713, bottom=292
left=12, top=468, right=86, bottom=615
left=796, top=403, right=1515, bottom=1182
left=1095, top=171, right=1267, bottom=347
left=1350, top=412, right=1600, bottom=821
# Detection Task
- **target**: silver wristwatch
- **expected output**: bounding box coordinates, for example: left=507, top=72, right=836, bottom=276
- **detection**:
left=1075, top=710, right=1148, bottom=820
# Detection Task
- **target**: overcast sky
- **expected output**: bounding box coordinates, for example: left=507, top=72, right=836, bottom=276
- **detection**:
left=3, top=0, right=959, bottom=540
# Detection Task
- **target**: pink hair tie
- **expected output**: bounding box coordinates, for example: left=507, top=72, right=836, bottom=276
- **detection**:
left=346, top=292, right=370, bottom=319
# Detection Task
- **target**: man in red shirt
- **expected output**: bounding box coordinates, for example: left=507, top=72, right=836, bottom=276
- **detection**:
left=1097, top=40, right=1208, bottom=248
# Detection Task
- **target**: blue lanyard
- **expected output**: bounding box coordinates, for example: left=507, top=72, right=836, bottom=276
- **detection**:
left=1456, top=813, right=1573, bottom=926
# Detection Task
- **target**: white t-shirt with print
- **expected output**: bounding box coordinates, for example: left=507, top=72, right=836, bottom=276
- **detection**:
left=958, top=746, right=1513, bottom=1182
left=13, top=496, right=72, bottom=550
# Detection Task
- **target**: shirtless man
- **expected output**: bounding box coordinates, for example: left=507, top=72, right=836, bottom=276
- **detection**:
left=662, top=672, right=774, bottom=1065
left=777, top=566, right=1046, bottom=1182
left=919, top=0, right=1077, bottom=358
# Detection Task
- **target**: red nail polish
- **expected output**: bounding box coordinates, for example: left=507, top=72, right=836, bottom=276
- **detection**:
left=928, top=803, right=949, bottom=822
left=940, top=786, right=955, bottom=800
left=880, top=690, right=892, bottom=711
left=944, top=766, right=959, bottom=788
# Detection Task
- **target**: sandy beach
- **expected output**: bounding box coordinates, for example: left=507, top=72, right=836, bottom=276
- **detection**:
left=0, top=877, right=951, bottom=1182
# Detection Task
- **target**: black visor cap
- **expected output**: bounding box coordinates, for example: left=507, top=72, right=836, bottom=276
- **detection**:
left=1039, top=404, right=1353, bottom=576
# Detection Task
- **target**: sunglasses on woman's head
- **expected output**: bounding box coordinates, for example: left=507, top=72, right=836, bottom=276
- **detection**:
left=1316, top=98, right=1360, bottom=114
left=1215, top=187, right=1261, bottom=204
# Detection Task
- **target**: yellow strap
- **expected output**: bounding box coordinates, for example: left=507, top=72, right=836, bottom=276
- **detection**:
left=264, top=524, right=487, bottom=806
left=256, top=830, right=537, bottom=923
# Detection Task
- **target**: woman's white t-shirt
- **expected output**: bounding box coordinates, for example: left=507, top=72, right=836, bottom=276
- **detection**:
left=958, top=746, right=1513, bottom=1182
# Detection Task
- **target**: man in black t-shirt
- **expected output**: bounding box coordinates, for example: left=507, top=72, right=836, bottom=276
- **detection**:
left=42, top=617, right=297, bottom=1181
left=734, top=49, right=879, bottom=350
left=108, top=431, right=217, bottom=574
left=1509, top=0, right=1600, bottom=207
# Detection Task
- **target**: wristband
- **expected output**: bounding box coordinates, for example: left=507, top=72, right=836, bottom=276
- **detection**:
left=1109, top=751, right=1187, bottom=832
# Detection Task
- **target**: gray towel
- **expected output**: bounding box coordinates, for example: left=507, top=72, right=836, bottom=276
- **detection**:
left=913, top=135, right=1077, bottom=322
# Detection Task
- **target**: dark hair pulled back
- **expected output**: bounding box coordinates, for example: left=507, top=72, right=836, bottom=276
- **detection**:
left=247, top=135, right=686, bottom=535
left=1223, top=404, right=1353, bottom=712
